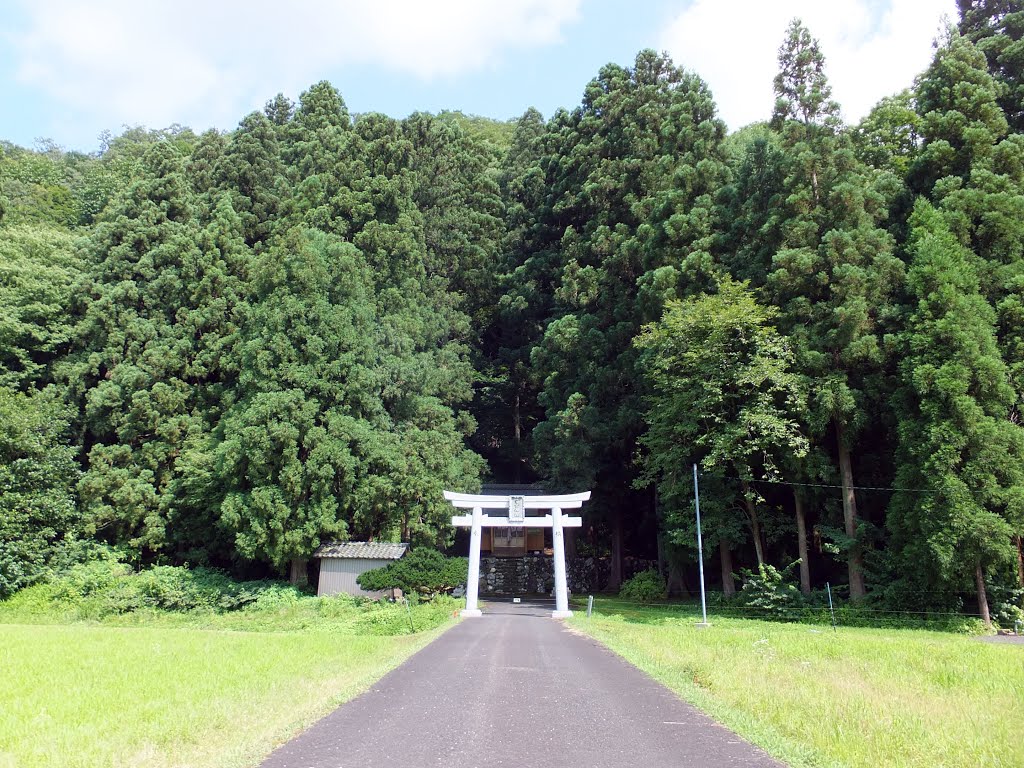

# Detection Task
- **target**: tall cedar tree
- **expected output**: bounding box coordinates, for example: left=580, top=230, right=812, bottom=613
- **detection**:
left=888, top=200, right=1024, bottom=624
left=68, top=143, right=250, bottom=560
left=473, top=108, right=549, bottom=482
left=527, top=50, right=728, bottom=587
left=191, top=86, right=484, bottom=568
left=759, top=19, right=903, bottom=600
left=914, top=29, right=1024, bottom=584
left=958, top=0, right=1024, bottom=133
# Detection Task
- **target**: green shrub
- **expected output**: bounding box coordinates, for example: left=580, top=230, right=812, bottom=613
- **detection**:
left=987, top=582, right=1024, bottom=631
left=357, top=548, right=467, bottom=595
left=735, top=563, right=802, bottom=621
left=50, top=559, right=133, bottom=602
left=0, top=551, right=462, bottom=636
left=619, top=569, right=667, bottom=603
left=10, top=556, right=311, bottom=620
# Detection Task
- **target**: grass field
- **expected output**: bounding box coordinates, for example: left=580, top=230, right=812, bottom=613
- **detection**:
left=0, top=612, right=452, bottom=768
left=569, top=598, right=1024, bottom=768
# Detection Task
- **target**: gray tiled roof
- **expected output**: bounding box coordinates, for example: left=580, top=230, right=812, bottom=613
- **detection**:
left=314, top=542, right=409, bottom=560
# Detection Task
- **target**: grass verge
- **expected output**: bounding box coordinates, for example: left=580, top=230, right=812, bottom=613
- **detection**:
left=569, top=598, right=1024, bottom=768
left=0, top=619, right=450, bottom=768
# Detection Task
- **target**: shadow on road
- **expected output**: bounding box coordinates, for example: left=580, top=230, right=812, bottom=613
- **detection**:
left=479, top=596, right=556, bottom=618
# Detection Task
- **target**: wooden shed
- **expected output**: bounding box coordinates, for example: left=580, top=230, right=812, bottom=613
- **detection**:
left=314, top=542, right=409, bottom=597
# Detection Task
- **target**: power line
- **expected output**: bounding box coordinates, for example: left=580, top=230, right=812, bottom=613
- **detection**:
left=747, top=478, right=936, bottom=494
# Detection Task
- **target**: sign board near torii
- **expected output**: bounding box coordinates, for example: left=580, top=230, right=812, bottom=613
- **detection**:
left=444, top=490, right=590, bottom=619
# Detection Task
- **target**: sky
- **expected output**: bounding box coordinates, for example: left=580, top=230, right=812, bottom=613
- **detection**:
left=1, top=0, right=957, bottom=153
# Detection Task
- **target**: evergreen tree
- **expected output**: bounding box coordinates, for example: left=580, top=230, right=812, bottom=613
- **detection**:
left=914, top=32, right=1024, bottom=381
left=402, top=111, right=504, bottom=325
left=915, top=29, right=1024, bottom=591
left=757, top=20, right=903, bottom=600
left=193, top=93, right=485, bottom=569
left=958, top=0, right=1024, bottom=133
left=888, top=200, right=1024, bottom=624
left=771, top=19, right=841, bottom=130
left=67, top=143, right=250, bottom=560
left=214, top=111, right=289, bottom=248
left=473, top=107, right=549, bottom=483
left=527, top=50, right=729, bottom=585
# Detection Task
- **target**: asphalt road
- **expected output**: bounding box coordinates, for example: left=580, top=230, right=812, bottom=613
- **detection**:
left=258, top=600, right=784, bottom=768
left=978, top=634, right=1024, bottom=645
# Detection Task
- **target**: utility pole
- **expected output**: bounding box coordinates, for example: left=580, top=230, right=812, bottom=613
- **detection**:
left=694, top=463, right=709, bottom=627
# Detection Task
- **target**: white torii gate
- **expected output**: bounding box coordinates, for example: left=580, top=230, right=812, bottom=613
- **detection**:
left=445, top=490, right=590, bottom=619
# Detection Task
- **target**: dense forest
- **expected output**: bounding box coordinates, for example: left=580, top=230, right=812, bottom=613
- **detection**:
left=2, top=3, right=1023, bottom=625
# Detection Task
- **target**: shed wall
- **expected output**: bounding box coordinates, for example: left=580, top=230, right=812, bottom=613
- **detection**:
left=317, top=558, right=393, bottom=597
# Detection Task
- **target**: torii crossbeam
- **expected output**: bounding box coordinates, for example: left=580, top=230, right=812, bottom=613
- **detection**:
left=445, top=490, right=590, bottom=619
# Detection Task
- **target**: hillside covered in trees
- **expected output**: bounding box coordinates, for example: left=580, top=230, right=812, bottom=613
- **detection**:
left=3, top=3, right=1024, bottom=625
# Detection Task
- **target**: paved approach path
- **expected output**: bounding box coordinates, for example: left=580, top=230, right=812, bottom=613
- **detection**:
left=259, top=600, right=784, bottom=768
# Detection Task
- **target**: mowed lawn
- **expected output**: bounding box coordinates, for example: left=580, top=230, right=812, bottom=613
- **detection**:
left=570, top=600, right=1024, bottom=768
left=0, top=622, right=443, bottom=768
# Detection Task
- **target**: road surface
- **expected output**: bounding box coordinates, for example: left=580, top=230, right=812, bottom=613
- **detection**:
left=259, top=600, right=783, bottom=768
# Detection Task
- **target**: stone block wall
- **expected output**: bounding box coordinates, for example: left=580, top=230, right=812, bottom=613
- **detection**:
left=477, top=554, right=657, bottom=595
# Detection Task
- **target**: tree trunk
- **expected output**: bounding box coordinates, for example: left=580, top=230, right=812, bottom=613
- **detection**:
left=795, top=488, right=811, bottom=595
left=608, top=509, right=624, bottom=592
left=835, top=419, right=867, bottom=601
left=720, top=540, right=736, bottom=597
left=655, top=486, right=664, bottom=579
left=513, top=393, right=522, bottom=484
left=666, top=559, right=689, bottom=598
left=1016, top=536, right=1024, bottom=589
left=740, top=479, right=765, bottom=566
left=564, top=526, right=577, bottom=559
left=975, top=562, right=992, bottom=628
left=289, top=558, right=308, bottom=586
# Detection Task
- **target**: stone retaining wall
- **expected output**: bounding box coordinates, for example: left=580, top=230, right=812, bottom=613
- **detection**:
left=477, top=554, right=657, bottom=595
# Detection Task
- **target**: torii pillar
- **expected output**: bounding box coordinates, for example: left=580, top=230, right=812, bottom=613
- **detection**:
left=445, top=491, right=590, bottom=619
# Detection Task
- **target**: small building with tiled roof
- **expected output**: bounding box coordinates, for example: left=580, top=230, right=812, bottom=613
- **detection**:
left=314, top=541, right=409, bottom=597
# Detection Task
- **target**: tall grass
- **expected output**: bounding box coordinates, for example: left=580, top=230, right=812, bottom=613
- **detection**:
left=570, top=599, right=1024, bottom=768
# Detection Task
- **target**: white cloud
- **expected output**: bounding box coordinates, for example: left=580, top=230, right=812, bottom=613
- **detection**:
left=11, top=0, right=580, bottom=138
left=659, top=0, right=957, bottom=130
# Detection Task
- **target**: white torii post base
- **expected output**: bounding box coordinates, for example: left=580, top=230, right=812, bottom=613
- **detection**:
left=446, top=491, right=590, bottom=619
left=462, top=505, right=483, bottom=617
left=551, top=507, right=572, bottom=618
